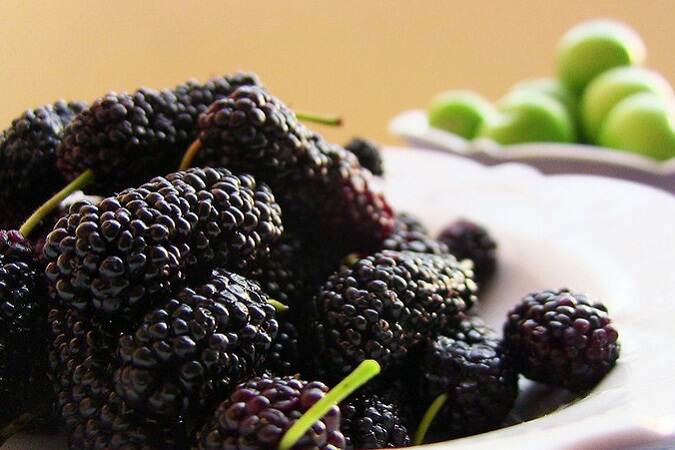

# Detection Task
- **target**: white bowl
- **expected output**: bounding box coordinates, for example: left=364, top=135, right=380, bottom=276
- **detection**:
left=8, top=147, right=675, bottom=449
left=389, top=109, right=675, bottom=194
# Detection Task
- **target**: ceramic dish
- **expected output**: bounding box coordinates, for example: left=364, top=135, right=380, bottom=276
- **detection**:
left=389, top=109, right=675, bottom=194
left=7, top=148, right=675, bottom=449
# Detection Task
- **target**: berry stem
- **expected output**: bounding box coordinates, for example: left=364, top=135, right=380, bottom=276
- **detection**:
left=19, top=169, right=95, bottom=238
left=267, top=299, right=289, bottom=313
left=179, top=139, right=203, bottom=171
left=295, top=111, right=343, bottom=126
left=278, top=359, right=381, bottom=450
left=413, top=392, right=448, bottom=445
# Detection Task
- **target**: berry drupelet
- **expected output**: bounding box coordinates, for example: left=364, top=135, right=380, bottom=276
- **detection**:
left=193, top=376, right=345, bottom=450
left=48, top=307, right=186, bottom=449
left=340, top=393, right=411, bottom=449
left=193, top=86, right=394, bottom=251
left=265, top=319, right=301, bottom=376
left=344, top=137, right=384, bottom=176
left=43, top=167, right=283, bottom=318
left=0, top=100, right=86, bottom=228
left=419, top=315, right=518, bottom=440
left=311, top=250, right=476, bottom=380
left=0, top=230, right=50, bottom=427
left=437, top=219, right=497, bottom=286
left=114, top=269, right=278, bottom=419
left=382, top=213, right=449, bottom=255
left=503, top=289, right=620, bottom=392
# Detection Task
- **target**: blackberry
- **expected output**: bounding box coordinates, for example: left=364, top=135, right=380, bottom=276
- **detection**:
left=340, top=394, right=411, bottom=449
left=172, top=72, right=261, bottom=143
left=43, top=167, right=283, bottom=318
left=48, top=307, right=186, bottom=449
left=249, top=233, right=344, bottom=310
left=311, top=251, right=476, bottom=380
left=0, top=100, right=86, bottom=228
left=503, top=289, right=620, bottom=391
left=437, top=219, right=497, bottom=285
left=56, top=88, right=187, bottom=194
left=419, top=315, right=518, bottom=439
left=194, top=375, right=345, bottom=450
left=0, top=230, right=50, bottom=427
left=114, top=269, right=278, bottom=418
left=265, top=320, right=301, bottom=376
left=344, top=137, right=384, bottom=176
left=194, top=86, right=394, bottom=251
left=382, top=213, right=449, bottom=255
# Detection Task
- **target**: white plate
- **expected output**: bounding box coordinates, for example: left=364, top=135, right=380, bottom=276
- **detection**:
left=389, top=109, right=675, bottom=194
left=8, top=148, right=675, bottom=449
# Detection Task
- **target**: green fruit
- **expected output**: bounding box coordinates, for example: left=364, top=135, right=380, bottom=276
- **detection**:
left=581, top=67, right=673, bottom=142
left=477, top=91, right=576, bottom=145
left=511, top=77, right=578, bottom=118
left=557, top=20, right=646, bottom=93
left=427, top=90, right=494, bottom=139
left=598, top=92, right=675, bottom=161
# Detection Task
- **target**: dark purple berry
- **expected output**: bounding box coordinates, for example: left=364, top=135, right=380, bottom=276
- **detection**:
left=503, top=289, right=620, bottom=391
left=420, top=315, right=518, bottom=439
left=437, top=219, right=497, bottom=286
left=311, top=251, right=476, bottom=381
left=43, top=167, right=283, bottom=318
left=344, top=137, right=384, bottom=176
left=114, top=269, right=278, bottom=418
left=193, top=376, right=346, bottom=449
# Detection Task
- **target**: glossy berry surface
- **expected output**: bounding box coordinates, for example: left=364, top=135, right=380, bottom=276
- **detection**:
left=114, top=269, right=278, bottom=418
left=503, top=288, right=620, bottom=391
left=43, top=167, right=283, bottom=318
left=311, top=250, right=476, bottom=380
left=421, top=315, right=518, bottom=439
left=194, top=376, right=345, bottom=450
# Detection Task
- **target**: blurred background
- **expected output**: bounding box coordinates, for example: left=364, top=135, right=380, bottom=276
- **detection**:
left=0, top=0, right=671, bottom=145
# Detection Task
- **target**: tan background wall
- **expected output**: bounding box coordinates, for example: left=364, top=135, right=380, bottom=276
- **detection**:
left=0, top=0, right=672, bottom=145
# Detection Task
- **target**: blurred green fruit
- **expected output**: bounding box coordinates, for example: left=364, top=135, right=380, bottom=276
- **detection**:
left=581, top=67, right=673, bottom=143
left=557, top=20, right=646, bottom=93
left=427, top=90, right=494, bottom=139
left=477, top=91, right=576, bottom=145
left=598, top=93, right=675, bottom=161
left=511, top=77, right=578, bottom=118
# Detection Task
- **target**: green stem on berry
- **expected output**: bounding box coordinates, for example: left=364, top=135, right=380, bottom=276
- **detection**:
left=19, top=169, right=95, bottom=238
left=413, top=392, right=448, bottom=445
left=267, top=299, right=289, bottom=313
left=278, top=359, right=381, bottom=450
left=295, top=111, right=343, bottom=126
left=179, top=139, right=203, bottom=171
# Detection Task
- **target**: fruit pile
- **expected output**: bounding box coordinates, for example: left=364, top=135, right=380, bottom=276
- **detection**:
left=0, top=73, right=620, bottom=449
left=428, top=19, right=675, bottom=160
